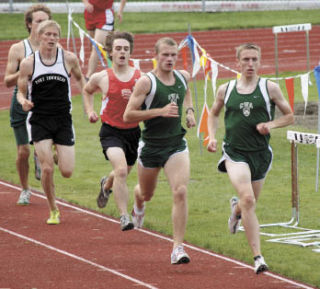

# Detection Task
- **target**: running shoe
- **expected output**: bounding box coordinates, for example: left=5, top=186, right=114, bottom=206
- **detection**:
left=97, top=176, right=112, bottom=208
left=120, top=214, right=134, bottom=231
left=254, top=255, right=268, bottom=274
left=228, top=196, right=241, bottom=234
left=131, top=205, right=145, bottom=228
left=47, top=209, right=60, bottom=225
left=171, top=245, right=190, bottom=265
left=16, top=189, right=31, bottom=205
left=34, top=152, right=41, bottom=181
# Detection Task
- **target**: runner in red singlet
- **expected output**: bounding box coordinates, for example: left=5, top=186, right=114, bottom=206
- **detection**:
left=83, top=31, right=141, bottom=231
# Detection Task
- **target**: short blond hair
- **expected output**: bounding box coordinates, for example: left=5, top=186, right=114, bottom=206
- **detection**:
left=37, top=20, right=61, bottom=38
left=154, top=37, right=177, bottom=54
left=236, top=43, right=261, bottom=59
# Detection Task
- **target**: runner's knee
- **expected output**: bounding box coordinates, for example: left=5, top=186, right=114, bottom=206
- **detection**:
left=173, top=185, right=187, bottom=203
left=240, top=194, right=256, bottom=210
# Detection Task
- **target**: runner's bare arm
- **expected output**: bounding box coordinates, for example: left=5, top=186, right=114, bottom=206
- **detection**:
left=123, top=75, right=179, bottom=123
left=66, top=51, right=86, bottom=93
left=83, top=71, right=108, bottom=123
left=256, top=80, right=294, bottom=135
left=4, top=42, right=24, bottom=88
left=17, top=56, right=34, bottom=111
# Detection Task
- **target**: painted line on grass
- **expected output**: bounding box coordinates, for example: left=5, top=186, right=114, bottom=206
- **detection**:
left=0, top=226, right=158, bottom=289
left=0, top=180, right=315, bottom=289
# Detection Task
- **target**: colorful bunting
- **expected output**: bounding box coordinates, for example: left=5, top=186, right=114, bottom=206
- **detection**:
left=152, top=58, right=157, bottom=69
left=285, top=78, right=295, bottom=112
left=314, top=66, right=320, bottom=100
left=88, top=37, right=106, bottom=68
left=187, top=35, right=201, bottom=78
left=67, top=14, right=316, bottom=117
left=300, top=73, right=309, bottom=116
left=79, top=28, right=85, bottom=65
left=210, top=61, right=218, bottom=98
left=197, top=103, right=210, bottom=146
left=181, top=46, right=188, bottom=70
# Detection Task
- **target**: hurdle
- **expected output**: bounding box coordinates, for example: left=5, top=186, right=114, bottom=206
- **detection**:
left=258, top=130, right=320, bottom=239
left=273, top=23, right=312, bottom=78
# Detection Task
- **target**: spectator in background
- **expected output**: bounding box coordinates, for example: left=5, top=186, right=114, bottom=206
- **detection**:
left=82, top=0, right=127, bottom=80
left=4, top=4, right=51, bottom=205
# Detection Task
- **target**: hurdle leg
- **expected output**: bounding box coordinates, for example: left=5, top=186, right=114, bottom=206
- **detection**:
left=291, top=141, right=299, bottom=226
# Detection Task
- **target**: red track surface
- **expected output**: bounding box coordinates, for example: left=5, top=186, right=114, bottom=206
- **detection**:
left=1, top=28, right=320, bottom=289
left=1, top=27, right=320, bottom=110
left=0, top=180, right=316, bottom=289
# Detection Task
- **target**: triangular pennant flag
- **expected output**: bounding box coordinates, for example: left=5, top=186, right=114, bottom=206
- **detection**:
left=285, top=78, right=295, bottom=112
left=197, top=103, right=210, bottom=146
left=210, top=61, right=218, bottom=98
left=200, top=48, right=208, bottom=70
left=152, top=58, right=157, bottom=69
left=88, top=37, right=106, bottom=67
left=300, top=73, right=309, bottom=116
left=129, top=59, right=140, bottom=70
left=314, top=66, right=320, bottom=101
left=204, top=56, right=212, bottom=77
left=67, top=11, right=72, bottom=51
left=78, top=28, right=85, bottom=65
left=187, top=35, right=201, bottom=78
left=180, top=46, right=188, bottom=70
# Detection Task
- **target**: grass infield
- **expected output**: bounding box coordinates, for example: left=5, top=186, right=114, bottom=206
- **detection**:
left=0, top=9, right=320, bottom=288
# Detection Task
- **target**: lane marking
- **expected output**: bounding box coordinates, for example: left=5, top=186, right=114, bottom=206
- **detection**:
left=0, top=180, right=315, bottom=289
left=0, top=226, right=158, bottom=289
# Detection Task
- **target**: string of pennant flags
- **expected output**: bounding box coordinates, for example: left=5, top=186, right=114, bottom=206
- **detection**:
left=67, top=12, right=320, bottom=147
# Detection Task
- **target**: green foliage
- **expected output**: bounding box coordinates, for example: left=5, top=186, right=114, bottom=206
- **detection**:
left=1, top=9, right=320, bottom=40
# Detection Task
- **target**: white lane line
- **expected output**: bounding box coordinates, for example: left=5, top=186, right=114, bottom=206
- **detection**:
left=0, top=226, right=158, bottom=289
left=0, top=180, right=314, bottom=289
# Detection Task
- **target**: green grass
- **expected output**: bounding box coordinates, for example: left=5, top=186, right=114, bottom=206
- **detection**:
left=1, top=8, right=320, bottom=288
left=0, top=9, right=320, bottom=40
left=1, top=76, right=320, bottom=288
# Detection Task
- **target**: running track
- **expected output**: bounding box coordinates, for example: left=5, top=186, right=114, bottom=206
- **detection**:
left=1, top=26, right=320, bottom=109
left=0, top=180, right=316, bottom=289
left=1, top=28, right=320, bottom=288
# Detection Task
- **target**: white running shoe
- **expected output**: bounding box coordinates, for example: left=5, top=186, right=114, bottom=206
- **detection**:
left=228, top=196, right=241, bottom=234
left=17, top=189, right=31, bottom=205
left=131, top=205, right=145, bottom=228
left=120, top=214, right=134, bottom=231
left=171, top=245, right=190, bottom=265
left=254, top=255, right=268, bottom=274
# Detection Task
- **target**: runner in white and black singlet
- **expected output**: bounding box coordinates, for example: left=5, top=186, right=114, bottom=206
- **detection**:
left=4, top=4, right=52, bottom=205
left=17, top=20, right=85, bottom=225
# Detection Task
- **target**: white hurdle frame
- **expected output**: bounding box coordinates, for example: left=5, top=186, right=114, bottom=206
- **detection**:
left=258, top=130, right=320, bottom=240
left=273, top=23, right=311, bottom=78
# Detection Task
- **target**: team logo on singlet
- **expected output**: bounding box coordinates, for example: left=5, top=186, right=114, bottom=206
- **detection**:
left=240, top=102, right=253, bottom=117
left=168, top=93, right=179, bottom=104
